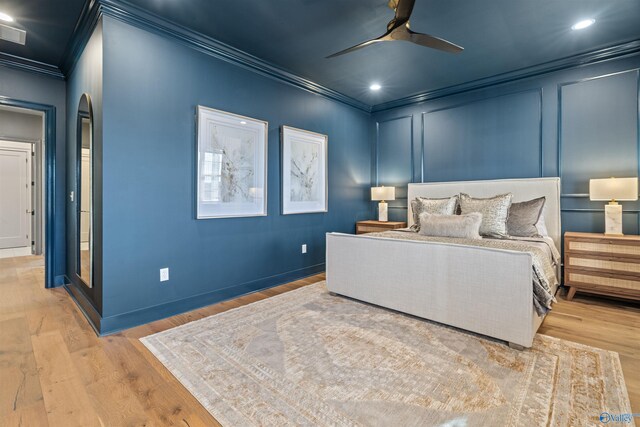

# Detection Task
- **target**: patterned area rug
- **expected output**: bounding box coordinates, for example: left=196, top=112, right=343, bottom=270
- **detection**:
left=141, top=282, right=633, bottom=426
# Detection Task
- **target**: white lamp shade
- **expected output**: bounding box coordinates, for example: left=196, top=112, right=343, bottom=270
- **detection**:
left=371, top=186, right=395, bottom=201
left=589, top=177, right=638, bottom=201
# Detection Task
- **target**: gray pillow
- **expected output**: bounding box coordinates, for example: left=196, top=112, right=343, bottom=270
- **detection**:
left=410, top=196, right=458, bottom=231
left=459, top=193, right=512, bottom=238
left=418, top=212, right=482, bottom=239
left=508, top=197, right=546, bottom=237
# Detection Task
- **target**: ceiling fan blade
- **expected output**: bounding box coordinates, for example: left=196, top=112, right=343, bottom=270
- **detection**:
left=386, top=0, right=416, bottom=31
left=394, top=0, right=416, bottom=24
left=408, top=30, right=463, bottom=53
left=326, top=35, right=389, bottom=58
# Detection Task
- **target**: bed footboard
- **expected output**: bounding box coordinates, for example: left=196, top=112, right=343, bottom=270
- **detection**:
left=326, top=232, right=541, bottom=348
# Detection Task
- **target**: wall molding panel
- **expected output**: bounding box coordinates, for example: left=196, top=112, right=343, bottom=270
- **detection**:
left=557, top=68, right=639, bottom=196
left=375, top=115, right=414, bottom=184
left=421, top=88, right=543, bottom=183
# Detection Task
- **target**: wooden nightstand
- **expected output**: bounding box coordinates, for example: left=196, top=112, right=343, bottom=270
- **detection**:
left=564, top=232, right=640, bottom=301
left=356, top=220, right=407, bottom=234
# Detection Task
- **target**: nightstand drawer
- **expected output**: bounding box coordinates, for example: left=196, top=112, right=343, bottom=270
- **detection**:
left=355, top=220, right=407, bottom=234
left=566, top=271, right=640, bottom=292
left=566, top=256, right=640, bottom=276
left=357, top=225, right=387, bottom=233
left=567, top=240, right=640, bottom=257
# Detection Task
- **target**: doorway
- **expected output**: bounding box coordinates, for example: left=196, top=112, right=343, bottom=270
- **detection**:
left=0, top=99, right=56, bottom=288
left=0, top=104, right=45, bottom=259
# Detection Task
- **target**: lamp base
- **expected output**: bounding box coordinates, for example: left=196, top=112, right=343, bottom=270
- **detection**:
left=604, top=203, right=623, bottom=235
left=378, top=201, right=388, bottom=222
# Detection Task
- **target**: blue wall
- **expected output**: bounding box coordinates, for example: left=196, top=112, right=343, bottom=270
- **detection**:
left=0, top=65, right=66, bottom=286
left=98, top=17, right=372, bottom=331
left=65, top=20, right=104, bottom=314
left=372, top=55, right=640, bottom=239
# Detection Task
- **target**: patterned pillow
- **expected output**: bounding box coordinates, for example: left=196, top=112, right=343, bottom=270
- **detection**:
left=459, top=193, right=513, bottom=238
left=507, top=197, right=546, bottom=237
left=410, top=196, right=458, bottom=231
left=418, top=212, right=482, bottom=239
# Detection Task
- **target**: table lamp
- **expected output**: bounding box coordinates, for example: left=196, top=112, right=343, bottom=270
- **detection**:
left=371, top=186, right=395, bottom=222
left=589, top=177, right=638, bottom=235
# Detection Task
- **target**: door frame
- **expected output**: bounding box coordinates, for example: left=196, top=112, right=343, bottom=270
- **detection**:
left=0, top=96, right=57, bottom=288
left=0, top=140, right=33, bottom=250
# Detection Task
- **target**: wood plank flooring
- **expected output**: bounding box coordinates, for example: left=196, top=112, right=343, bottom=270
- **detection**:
left=0, top=255, right=638, bottom=426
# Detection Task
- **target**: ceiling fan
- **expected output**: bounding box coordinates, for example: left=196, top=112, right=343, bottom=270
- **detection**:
left=327, top=0, right=463, bottom=58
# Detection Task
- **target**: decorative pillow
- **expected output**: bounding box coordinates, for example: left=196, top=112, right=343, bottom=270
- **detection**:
left=410, top=196, right=458, bottom=231
left=418, top=212, right=482, bottom=239
left=459, top=193, right=513, bottom=238
left=507, top=197, right=546, bottom=237
left=535, top=210, right=549, bottom=236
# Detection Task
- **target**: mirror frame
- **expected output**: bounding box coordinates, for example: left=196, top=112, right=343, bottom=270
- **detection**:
left=76, top=93, right=93, bottom=288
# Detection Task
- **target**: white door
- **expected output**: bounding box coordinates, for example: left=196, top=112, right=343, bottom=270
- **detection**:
left=0, top=142, right=32, bottom=249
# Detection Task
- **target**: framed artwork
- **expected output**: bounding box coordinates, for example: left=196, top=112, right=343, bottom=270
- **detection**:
left=196, top=106, right=268, bottom=218
left=281, top=125, right=328, bottom=215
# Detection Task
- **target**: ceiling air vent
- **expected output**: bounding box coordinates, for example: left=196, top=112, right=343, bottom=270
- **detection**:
left=0, top=22, right=26, bottom=45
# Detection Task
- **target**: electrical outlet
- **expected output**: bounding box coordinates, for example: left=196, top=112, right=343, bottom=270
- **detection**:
left=160, top=267, right=169, bottom=282
left=301, top=244, right=307, bottom=254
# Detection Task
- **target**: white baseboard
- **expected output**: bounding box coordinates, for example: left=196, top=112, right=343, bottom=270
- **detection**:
left=0, top=246, right=32, bottom=259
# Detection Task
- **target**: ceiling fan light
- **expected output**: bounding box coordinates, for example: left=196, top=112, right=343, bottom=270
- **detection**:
left=0, top=12, right=14, bottom=22
left=571, top=19, right=595, bottom=30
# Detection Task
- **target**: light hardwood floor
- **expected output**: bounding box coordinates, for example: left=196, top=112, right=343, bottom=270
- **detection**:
left=1, top=255, right=638, bottom=426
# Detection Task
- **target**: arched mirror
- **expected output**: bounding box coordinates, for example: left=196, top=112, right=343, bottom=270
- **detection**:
left=76, top=94, right=93, bottom=288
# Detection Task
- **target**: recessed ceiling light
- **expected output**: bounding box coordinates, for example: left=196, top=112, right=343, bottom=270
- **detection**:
left=240, top=121, right=247, bottom=125
left=370, top=83, right=381, bottom=91
left=0, top=12, right=14, bottom=22
left=571, top=19, right=595, bottom=31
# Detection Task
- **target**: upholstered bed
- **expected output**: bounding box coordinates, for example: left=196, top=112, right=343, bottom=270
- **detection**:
left=326, top=177, right=561, bottom=348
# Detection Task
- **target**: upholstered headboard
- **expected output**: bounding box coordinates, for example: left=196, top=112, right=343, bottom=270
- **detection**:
left=407, top=178, right=562, bottom=251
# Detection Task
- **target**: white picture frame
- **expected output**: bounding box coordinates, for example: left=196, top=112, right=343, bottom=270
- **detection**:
left=281, top=125, right=328, bottom=215
left=196, top=106, right=268, bottom=219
